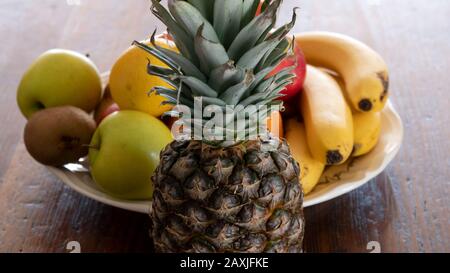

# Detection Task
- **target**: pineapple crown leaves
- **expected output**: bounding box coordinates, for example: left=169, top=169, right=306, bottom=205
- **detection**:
left=135, top=0, right=299, bottom=143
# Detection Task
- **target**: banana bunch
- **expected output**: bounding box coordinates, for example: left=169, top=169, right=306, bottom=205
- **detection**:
left=297, top=32, right=389, bottom=113
left=285, top=32, right=388, bottom=195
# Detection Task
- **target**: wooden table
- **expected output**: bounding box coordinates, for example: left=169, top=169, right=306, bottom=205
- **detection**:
left=0, top=0, right=448, bottom=253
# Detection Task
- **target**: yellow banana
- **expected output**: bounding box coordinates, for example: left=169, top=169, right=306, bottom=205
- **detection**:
left=300, top=65, right=354, bottom=165
left=296, top=32, right=389, bottom=113
left=285, top=118, right=325, bottom=195
left=352, top=112, right=381, bottom=157
left=320, top=69, right=383, bottom=157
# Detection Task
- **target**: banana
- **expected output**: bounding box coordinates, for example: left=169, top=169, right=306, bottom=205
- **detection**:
left=352, top=112, right=381, bottom=157
left=300, top=65, right=354, bottom=165
left=320, top=69, right=383, bottom=157
left=296, top=31, right=389, bottom=113
left=285, top=118, right=325, bottom=195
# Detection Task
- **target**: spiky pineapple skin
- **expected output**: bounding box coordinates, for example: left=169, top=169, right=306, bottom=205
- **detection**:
left=151, top=138, right=304, bottom=253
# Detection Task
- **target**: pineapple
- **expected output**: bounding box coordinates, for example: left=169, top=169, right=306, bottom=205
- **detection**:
left=135, top=0, right=304, bottom=253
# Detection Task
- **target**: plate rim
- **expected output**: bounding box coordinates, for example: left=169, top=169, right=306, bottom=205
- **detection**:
left=47, top=166, right=152, bottom=213
left=303, top=100, right=404, bottom=206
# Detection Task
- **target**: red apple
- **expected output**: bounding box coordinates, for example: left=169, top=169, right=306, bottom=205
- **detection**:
left=256, top=1, right=306, bottom=103
left=95, top=102, right=120, bottom=125
left=268, top=44, right=307, bottom=103
left=94, top=86, right=120, bottom=125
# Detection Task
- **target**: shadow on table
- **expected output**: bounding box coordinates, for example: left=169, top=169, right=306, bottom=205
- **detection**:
left=303, top=172, right=398, bottom=253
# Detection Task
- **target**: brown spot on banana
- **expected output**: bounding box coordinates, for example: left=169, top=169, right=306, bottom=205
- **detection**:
left=358, top=72, right=389, bottom=112
left=326, top=150, right=344, bottom=165
left=359, top=99, right=373, bottom=112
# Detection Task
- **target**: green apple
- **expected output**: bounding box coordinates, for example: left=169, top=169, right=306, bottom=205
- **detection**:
left=89, top=111, right=173, bottom=200
left=17, top=49, right=102, bottom=118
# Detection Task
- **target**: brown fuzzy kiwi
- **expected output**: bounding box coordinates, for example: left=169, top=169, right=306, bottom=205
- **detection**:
left=24, top=106, right=96, bottom=166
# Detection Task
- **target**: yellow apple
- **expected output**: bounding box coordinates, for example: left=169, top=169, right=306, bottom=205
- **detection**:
left=89, top=111, right=173, bottom=200
left=17, top=49, right=102, bottom=118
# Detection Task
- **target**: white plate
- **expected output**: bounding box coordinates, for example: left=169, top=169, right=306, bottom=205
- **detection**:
left=47, top=73, right=403, bottom=213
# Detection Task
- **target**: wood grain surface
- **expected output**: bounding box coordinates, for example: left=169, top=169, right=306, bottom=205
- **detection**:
left=0, top=0, right=449, bottom=253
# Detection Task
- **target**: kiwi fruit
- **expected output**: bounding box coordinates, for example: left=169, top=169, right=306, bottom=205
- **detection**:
left=24, top=106, right=96, bottom=166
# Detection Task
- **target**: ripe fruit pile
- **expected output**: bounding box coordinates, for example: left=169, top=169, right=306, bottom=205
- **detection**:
left=16, top=29, right=389, bottom=199
left=282, top=32, right=389, bottom=194
left=17, top=47, right=173, bottom=200
left=16, top=0, right=391, bottom=254
left=16, top=15, right=389, bottom=201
